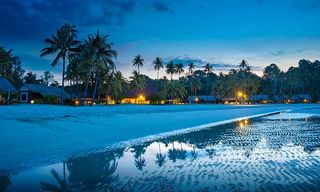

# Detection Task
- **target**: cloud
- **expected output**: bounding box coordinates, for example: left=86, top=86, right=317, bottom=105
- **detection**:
left=152, top=1, right=173, bottom=13
left=0, top=0, right=137, bottom=41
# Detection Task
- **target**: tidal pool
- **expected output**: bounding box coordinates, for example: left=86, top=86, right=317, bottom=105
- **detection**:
left=2, top=114, right=320, bottom=191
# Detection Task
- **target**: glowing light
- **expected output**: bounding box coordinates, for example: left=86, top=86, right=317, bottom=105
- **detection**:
left=139, top=95, right=144, bottom=100
left=304, top=99, right=308, bottom=103
left=93, top=102, right=96, bottom=105
left=237, top=91, right=243, bottom=97
left=195, top=97, right=199, bottom=102
left=75, top=100, right=79, bottom=106
left=30, top=100, right=34, bottom=104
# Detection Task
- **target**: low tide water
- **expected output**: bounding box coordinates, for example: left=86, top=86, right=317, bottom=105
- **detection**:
left=1, top=113, right=320, bottom=191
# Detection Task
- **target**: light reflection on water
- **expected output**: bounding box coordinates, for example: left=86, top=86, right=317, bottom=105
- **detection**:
left=2, top=117, right=320, bottom=191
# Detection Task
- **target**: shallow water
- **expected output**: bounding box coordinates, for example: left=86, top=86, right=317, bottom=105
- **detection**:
left=2, top=115, right=320, bottom=191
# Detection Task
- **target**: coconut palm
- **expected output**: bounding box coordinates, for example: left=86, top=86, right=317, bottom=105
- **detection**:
left=239, top=59, right=251, bottom=72
left=164, top=80, right=187, bottom=101
left=190, top=78, right=202, bottom=98
left=165, top=61, right=176, bottom=80
left=129, top=70, right=146, bottom=95
left=176, top=63, right=184, bottom=79
left=79, top=31, right=117, bottom=102
left=188, top=62, right=195, bottom=75
left=132, top=55, right=144, bottom=74
left=203, top=63, right=213, bottom=96
left=40, top=23, right=79, bottom=101
left=153, top=57, right=163, bottom=80
left=108, top=71, right=127, bottom=103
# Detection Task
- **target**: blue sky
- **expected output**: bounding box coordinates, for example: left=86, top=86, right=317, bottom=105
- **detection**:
left=1, top=0, right=320, bottom=81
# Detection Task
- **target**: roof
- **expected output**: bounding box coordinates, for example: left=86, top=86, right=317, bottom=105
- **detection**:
left=249, top=94, right=268, bottom=101
left=292, top=94, right=312, bottom=100
left=0, top=77, right=17, bottom=93
left=20, top=84, right=72, bottom=99
left=188, top=95, right=217, bottom=102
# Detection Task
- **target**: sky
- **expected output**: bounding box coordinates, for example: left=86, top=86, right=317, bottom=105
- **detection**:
left=0, top=0, right=320, bottom=81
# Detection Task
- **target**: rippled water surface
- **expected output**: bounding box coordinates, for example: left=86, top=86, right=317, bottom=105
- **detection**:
left=2, top=115, right=320, bottom=191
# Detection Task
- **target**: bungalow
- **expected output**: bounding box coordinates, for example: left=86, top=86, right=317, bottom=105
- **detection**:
left=0, top=77, right=17, bottom=104
left=19, top=83, right=72, bottom=104
left=291, top=94, right=312, bottom=103
left=249, top=94, right=269, bottom=104
left=188, top=95, right=217, bottom=104
left=222, top=97, right=238, bottom=104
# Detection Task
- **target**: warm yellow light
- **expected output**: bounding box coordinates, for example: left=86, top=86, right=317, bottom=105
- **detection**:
left=75, top=100, right=79, bottom=106
left=237, top=91, right=243, bottom=97
left=139, top=95, right=144, bottom=100
left=304, top=99, right=308, bottom=103
left=244, top=94, right=247, bottom=98
left=30, top=100, right=34, bottom=104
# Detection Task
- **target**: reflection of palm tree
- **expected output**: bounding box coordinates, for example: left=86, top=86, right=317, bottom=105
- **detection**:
left=168, top=142, right=179, bottom=163
left=191, top=147, right=198, bottom=160
left=206, top=148, right=216, bottom=159
left=155, top=142, right=166, bottom=167
left=134, top=156, right=146, bottom=171
left=66, top=152, right=119, bottom=191
left=40, top=169, right=69, bottom=192
left=0, top=174, right=11, bottom=192
left=131, top=145, right=147, bottom=171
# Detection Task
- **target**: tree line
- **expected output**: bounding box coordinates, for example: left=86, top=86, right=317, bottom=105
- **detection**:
left=1, top=23, right=320, bottom=103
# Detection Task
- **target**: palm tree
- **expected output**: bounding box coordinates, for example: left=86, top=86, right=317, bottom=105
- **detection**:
left=129, top=70, right=146, bottom=95
left=165, top=80, right=187, bottom=102
left=153, top=57, right=163, bottom=80
left=188, top=62, right=195, bottom=75
left=239, top=59, right=251, bottom=72
left=176, top=63, right=184, bottom=79
left=79, top=31, right=117, bottom=102
left=132, top=55, right=144, bottom=74
left=165, top=61, right=176, bottom=80
left=190, top=78, right=202, bottom=99
left=203, top=63, right=213, bottom=96
left=100, top=71, right=127, bottom=104
left=40, top=23, right=79, bottom=102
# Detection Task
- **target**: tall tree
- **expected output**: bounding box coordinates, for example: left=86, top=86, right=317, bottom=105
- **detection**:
left=165, top=61, right=176, bottom=80
left=79, top=31, right=117, bottom=102
left=129, top=70, right=146, bottom=95
left=176, top=63, right=184, bottom=79
left=40, top=23, right=79, bottom=101
left=41, top=71, right=54, bottom=86
left=153, top=57, right=163, bottom=80
left=188, top=62, right=195, bottom=75
left=203, top=63, right=213, bottom=96
left=132, top=55, right=144, bottom=74
left=263, top=63, right=281, bottom=96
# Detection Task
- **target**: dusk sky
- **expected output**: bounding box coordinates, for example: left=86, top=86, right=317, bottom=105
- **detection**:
left=1, top=0, right=320, bottom=81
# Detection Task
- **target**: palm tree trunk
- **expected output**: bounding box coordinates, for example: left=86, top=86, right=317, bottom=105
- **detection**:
left=157, top=70, right=159, bottom=80
left=61, top=55, right=66, bottom=104
left=92, top=73, right=99, bottom=104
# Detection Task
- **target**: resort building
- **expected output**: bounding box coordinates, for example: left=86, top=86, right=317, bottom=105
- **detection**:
left=291, top=94, right=312, bottom=103
left=188, top=95, right=217, bottom=104
left=0, top=77, right=18, bottom=104
left=249, top=94, right=270, bottom=104
left=19, top=83, right=72, bottom=104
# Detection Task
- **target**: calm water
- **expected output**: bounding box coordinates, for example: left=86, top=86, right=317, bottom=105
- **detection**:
left=2, top=115, right=320, bottom=191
